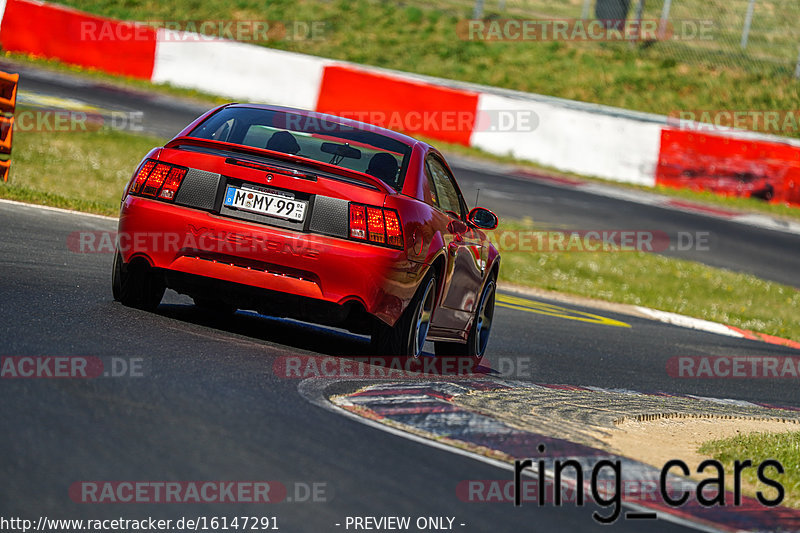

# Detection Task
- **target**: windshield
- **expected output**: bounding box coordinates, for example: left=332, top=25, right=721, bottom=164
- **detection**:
left=189, top=106, right=412, bottom=190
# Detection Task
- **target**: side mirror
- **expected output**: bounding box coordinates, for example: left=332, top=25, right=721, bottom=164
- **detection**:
left=467, top=207, right=498, bottom=230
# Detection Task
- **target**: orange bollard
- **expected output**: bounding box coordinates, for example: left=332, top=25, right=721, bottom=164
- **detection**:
left=0, top=71, right=19, bottom=114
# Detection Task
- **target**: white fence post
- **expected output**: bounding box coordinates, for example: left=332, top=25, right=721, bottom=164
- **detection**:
left=473, top=0, right=484, bottom=19
left=659, top=0, right=672, bottom=39
left=741, top=0, right=756, bottom=49
left=794, top=46, right=800, bottom=79
left=582, top=0, right=592, bottom=19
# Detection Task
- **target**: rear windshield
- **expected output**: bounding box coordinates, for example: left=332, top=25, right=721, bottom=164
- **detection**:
left=189, top=107, right=412, bottom=190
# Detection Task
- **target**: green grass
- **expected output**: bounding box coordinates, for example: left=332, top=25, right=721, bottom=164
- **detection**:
left=48, top=0, right=800, bottom=138
left=0, top=183, right=119, bottom=215
left=700, top=431, right=800, bottom=509
left=1, top=115, right=167, bottom=216
left=492, top=218, right=800, bottom=341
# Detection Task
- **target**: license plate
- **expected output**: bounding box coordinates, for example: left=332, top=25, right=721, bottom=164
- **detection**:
left=224, top=186, right=307, bottom=222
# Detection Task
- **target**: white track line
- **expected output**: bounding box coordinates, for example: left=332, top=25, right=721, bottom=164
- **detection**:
left=0, top=198, right=117, bottom=221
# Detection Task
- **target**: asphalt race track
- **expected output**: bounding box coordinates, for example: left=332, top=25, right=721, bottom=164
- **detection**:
left=2, top=62, right=800, bottom=532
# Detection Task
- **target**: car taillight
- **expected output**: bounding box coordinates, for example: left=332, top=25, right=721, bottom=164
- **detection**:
left=159, top=167, right=188, bottom=200
left=142, top=163, right=171, bottom=196
left=384, top=210, right=403, bottom=248
left=366, top=207, right=385, bottom=244
left=129, top=160, right=156, bottom=194
left=128, top=159, right=187, bottom=202
left=349, top=204, right=366, bottom=239
left=349, top=203, right=403, bottom=249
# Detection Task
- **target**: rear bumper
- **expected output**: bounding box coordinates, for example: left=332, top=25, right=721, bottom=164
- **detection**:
left=118, top=196, right=422, bottom=325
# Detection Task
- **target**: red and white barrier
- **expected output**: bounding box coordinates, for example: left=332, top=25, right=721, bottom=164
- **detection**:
left=152, top=32, right=330, bottom=110
left=471, top=93, right=662, bottom=186
left=657, top=128, right=800, bottom=206
left=2, top=0, right=799, bottom=205
left=316, top=65, right=480, bottom=147
left=0, top=0, right=156, bottom=79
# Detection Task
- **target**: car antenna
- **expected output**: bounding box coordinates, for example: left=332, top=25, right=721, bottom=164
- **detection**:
left=474, top=188, right=480, bottom=208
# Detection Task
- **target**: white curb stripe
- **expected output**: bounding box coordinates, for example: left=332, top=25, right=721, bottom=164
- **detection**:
left=634, top=307, right=744, bottom=338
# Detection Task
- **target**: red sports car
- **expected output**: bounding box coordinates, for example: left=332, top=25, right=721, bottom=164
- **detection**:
left=112, top=104, right=500, bottom=359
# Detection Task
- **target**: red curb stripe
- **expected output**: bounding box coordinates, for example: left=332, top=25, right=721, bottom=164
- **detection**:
left=370, top=404, right=462, bottom=416
left=754, top=332, right=800, bottom=350
left=664, top=198, right=740, bottom=218
left=726, top=325, right=800, bottom=350
left=726, top=325, right=761, bottom=341
left=657, top=129, right=800, bottom=207
left=513, top=169, right=585, bottom=187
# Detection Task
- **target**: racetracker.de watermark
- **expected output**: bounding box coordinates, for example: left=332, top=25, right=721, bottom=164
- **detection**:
left=457, top=478, right=695, bottom=504
left=291, top=109, right=539, bottom=134
left=667, top=356, right=800, bottom=379
left=69, top=481, right=329, bottom=504
left=66, top=230, right=712, bottom=255
left=0, top=356, right=145, bottom=378
left=77, top=20, right=326, bottom=42
left=668, top=110, right=800, bottom=135
left=272, top=355, right=536, bottom=379
left=13, top=110, right=143, bottom=133
left=486, top=230, right=711, bottom=253
left=457, top=19, right=715, bottom=42
left=67, top=230, right=319, bottom=257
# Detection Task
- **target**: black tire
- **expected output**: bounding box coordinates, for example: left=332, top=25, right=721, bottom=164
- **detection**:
left=371, top=274, right=437, bottom=357
left=435, top=277, right=496, bottom=362
left=193, top=297, right=237, bottom=316
left=112, top=250, right=165, bottom=311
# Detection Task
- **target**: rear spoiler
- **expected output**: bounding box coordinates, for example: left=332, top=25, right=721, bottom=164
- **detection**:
left=164, top=136, right=394, bottom=194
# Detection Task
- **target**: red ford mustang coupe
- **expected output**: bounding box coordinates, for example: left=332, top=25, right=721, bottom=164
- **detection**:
left=112, top=104, right=500, bottom=359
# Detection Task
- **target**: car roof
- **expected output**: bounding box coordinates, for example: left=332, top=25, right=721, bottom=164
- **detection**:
left=225, top=103, right=429, bottom=150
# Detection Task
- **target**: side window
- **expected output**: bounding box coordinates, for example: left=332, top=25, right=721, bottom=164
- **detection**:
left=210, top=118, right=234, bottom=142
left=424, top=165, right=439, bottom=207
left=426, top=157, right=463, bottom=218
left=242, top=125, right=272, bottom=148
